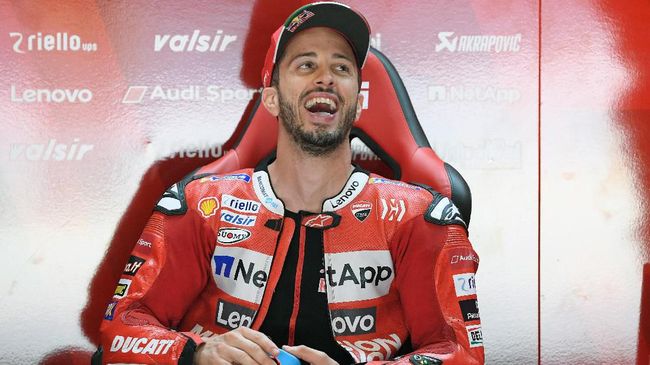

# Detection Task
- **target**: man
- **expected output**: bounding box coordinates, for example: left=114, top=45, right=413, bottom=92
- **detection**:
left=97, top=2, right=484, bottom=364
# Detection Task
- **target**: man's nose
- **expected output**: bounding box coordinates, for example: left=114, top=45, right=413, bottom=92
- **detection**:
left=314, top=67, right=335, bottom=87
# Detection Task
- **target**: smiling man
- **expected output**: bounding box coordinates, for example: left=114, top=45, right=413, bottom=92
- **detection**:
left=96, top=2, right=484, bottom=365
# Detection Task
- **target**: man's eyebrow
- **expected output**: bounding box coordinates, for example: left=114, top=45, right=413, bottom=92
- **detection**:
left=332, top=52, right=354, bottom=63
left=288, top=51, right=317, bottom=63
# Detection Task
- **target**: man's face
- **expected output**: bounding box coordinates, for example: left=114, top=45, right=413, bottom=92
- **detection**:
left=271, top=27, right=363, bottom=156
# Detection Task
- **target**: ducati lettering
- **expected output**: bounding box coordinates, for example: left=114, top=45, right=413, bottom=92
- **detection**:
left=110, top=335, right=175, bottom=355
left=123, top=256, right=145, bottom=276
left=215, top=300, right=255, bottom=330
left=338, top=334, right=402, bottom=362
left=331, top=307, right=376, bottom=335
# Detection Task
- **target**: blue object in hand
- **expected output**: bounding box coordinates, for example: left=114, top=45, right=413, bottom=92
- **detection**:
left=276, top=349, right=300, bottom=365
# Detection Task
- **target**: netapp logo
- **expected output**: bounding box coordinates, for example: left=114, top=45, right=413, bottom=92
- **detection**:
left=215, top=299, right=255, bottom=330
left=123, top=256, right=146, bottom=276
left=9, top=32, right=98, bottom=53
left=436, top=32, right=521, bottom=53
left=331, top=307, right=376, bottom=336
left=10, top=85, right=93, bottom=103
left=154, top=30, right=237, bottom=52
left=325, top=251, right=394, bottom=302
left=110, top=335, right=174, bottom=355
left=211, top=247, right=271, bottom=303
left=428, top=85, right=520, bottom=104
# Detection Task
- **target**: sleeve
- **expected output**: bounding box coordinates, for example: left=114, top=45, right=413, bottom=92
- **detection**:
left=382, top=208, right=484, bottom=364
left=97, top=183, right=214, bottom=365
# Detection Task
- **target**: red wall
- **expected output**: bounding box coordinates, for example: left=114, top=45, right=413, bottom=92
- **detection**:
left=0, top=1, right=648, bottom=364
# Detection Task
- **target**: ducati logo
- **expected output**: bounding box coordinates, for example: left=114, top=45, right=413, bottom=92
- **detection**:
left=351, top=201, right=372, bottom=222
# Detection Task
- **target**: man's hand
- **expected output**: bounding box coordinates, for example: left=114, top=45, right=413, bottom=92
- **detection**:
left=282, top=345, right=338, bottom=365
left=194, top=327, right=280, bottom=365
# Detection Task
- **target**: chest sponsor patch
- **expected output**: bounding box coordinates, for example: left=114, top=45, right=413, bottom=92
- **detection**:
left=330, top=307, right=376, bottom=336
left=452, top=273, right=477, bottom=297
left=198, top=197, right=220, bottom=218
left=215, top=299, right=255, bottom=330
left=351, top=201, right=372, bottom=222
left=324, top=250, right=394, bottom=303
left=221, top=194, right=260, bottom=213
left=217, top=227, right=251, bottom=245
left=220, top=209, right=257, bottom=227
left=113, top=278, right=132, bottom=298
left=211, top=246, right=271, bottom=304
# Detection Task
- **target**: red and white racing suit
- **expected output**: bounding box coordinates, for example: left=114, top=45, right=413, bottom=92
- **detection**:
left=98, top=165, right=484, bottom=364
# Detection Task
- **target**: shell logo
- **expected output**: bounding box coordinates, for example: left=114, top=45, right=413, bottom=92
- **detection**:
left=198, top=197, right=220, bottom=218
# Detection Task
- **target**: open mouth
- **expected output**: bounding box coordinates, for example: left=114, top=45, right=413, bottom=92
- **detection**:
left=304, top=96, right=338, bottom=116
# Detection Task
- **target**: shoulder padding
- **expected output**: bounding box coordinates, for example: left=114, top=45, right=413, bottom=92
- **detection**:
left=412, top=184, right=467, bottom=229
left=154, top=171, right=211, bottom=216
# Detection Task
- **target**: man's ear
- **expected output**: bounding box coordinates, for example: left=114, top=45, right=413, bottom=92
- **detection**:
left=355, top=92, right=364, bottom=121
left=261, top=87, right=279, bottom=117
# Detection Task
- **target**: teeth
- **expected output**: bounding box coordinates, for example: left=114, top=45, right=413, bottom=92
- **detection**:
left=305, top=97, right=336, bottom=110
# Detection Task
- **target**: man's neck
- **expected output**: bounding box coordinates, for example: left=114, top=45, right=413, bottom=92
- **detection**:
left=268, top=136, right=353, bottom=213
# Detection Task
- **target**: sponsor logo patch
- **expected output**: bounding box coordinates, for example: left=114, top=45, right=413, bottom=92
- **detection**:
left=331, top=307, right=376, bottom=336
left=154, top=30, right=237, bottom=52
left=110, top=335, right=175, bottom=354
left=113, top=278, right=132, bottom=298
left=220, top=209, right=257, bottom=227
left=325, top=250, right=394, bottom=302
left=338, top=333, right=402, bottom=362
left=201, top=174, right=251, bottom=183
left=104, top=301, right=118, bottom=321
left=286, top=10, right=315, bottom=32
left=215, top=299, right=255, bottom=330
left=380, top=198, right=406, bottom=222
left=303, top=214, right=334, bottom=228
left=217, top=227, right=251, bottom=245
left=212, top=247, right=271, bottom=303
left=222, top=194, right=260, bottom=213
left=198, top=197, right=220, bottom=218
left=466, top=325, right=483, bottom=347
left=123, top=256, right=146, bottom=276
left=459, top=299, right=480, bottom=322
left=451, top=253, right=479, bottom=265
left=453, top=273, right=477, bottom=297
left=137, top=238, right=152, bottom=249
left=351, top=201, right=372, bottom=222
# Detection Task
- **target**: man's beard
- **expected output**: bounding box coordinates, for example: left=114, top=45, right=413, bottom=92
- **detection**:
left=278, top=88, right=357, bottom=157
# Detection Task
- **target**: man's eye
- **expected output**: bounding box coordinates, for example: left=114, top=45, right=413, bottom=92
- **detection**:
left=298, top=62, right=314, bottom=70
left=335, top=64, right=350, bottom=73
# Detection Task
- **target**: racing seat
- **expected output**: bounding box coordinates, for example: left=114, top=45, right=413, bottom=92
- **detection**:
left=196, top=47, right=473, bottom=226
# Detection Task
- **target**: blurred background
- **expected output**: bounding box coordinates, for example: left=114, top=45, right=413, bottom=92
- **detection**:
left=0, top=1, right=648, bottom=364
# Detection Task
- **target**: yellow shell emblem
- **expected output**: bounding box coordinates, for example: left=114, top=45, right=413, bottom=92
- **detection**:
left=198, top=197, right=219, bottom=218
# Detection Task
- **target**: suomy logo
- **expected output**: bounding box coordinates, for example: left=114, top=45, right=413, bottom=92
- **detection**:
left=9, top=32, right=97, bottom=53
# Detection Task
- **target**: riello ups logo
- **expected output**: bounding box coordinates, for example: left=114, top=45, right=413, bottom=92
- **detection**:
left=9, top=32, right=98, bottom=53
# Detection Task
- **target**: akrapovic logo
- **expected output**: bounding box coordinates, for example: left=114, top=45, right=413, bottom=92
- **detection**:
left=215, top=299, right=255, bottom=330
left=435, top=32, right=521, bottom=53
left=211, top=247, right=270, bottom=304
left=9, top=32, right=98, bottom=53
left=331, top=307, right=376, bottom=336
left=154, top=30, right=237, bottom=52
left=325, top=251, right=394, bottom=302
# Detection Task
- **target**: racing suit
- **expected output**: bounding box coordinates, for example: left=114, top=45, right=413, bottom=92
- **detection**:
left=97, top=164, right=484, bottom=364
